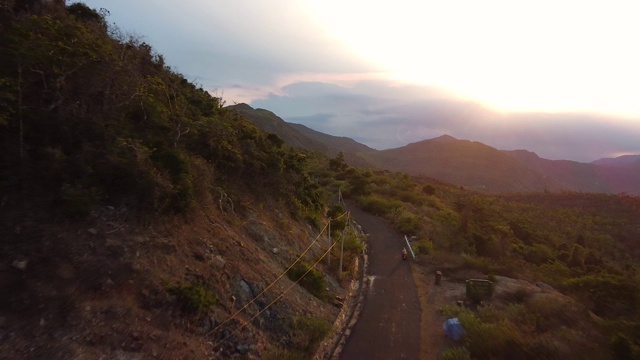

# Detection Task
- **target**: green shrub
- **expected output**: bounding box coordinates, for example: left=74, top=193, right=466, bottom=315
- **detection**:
left=441, top=346, right=471, bottom=360
left=167, top=282, right=218, bottom=314
left=287, top=262, right=327, bottom=300
left=415, top=239, right=434, bottom=255
left=422, top=184, right=436, bottom=195
left=439, top=303, right=469, bottom=318
left=395, top=211, right=424, bottom=235
left=357, top=194, right=403, bottom=217
left=292, top=316, right=331, bottom=355
left=458, top=312, right=527, bottom=359
left=461, top=254, right=499, bottom=274
left=564, top=274, right=640, bottom=317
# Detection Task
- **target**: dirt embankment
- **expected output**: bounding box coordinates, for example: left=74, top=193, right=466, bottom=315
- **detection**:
left=0, top=201, right=345, bottom=359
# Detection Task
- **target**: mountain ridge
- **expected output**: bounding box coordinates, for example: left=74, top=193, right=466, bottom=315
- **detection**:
left=232, top=103, right=640, bottom=195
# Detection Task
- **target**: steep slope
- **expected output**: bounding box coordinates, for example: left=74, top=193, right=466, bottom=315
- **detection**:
left=226, top=104, right=329, bottom=154
left=228, top=104, right=375, bottom=168
left=287, top=123, right=376, bottom=168
left=1, top=191, right=343, bottom=359
left=0, top=4, right=349, bottom=359
left=287, top=123, right=374, bottom=155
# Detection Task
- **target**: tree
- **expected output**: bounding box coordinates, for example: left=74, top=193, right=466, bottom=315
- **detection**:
left=329, top=151, right=348, bottom=171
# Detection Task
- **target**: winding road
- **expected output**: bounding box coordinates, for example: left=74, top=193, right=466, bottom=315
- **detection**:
left=339, top=203, right=422, bottom=359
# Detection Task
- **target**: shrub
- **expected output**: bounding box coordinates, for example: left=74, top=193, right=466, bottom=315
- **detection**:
left=461, top=254, right=499, bottom=274
left=422, top=184, right=436, bottom=195
left=356, top=194, right=403, bottom=217
left=415, top=239, right=434, bottom=255
left=500, top=287, right=532, bottom=304
left=167, top=282, right=218, bottom=314
left=564, top=274, right=640, bottom=317
left=441, top=346, right=471, bottom=360
left=287, top=262, right=327, bottom=300
left=292, top=316, right=331, bottom=355
left=394, top=211, right=424, bottom=235
left=459, top=312, right=527, bottom=359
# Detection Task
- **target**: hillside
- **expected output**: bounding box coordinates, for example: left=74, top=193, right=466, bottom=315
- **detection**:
left=228, top=104, right=376, bottom=169
left=0, top=3, right=354, bottom=358
left=1, top=193, right=345, bottom=359
left=226, top=104, right=330, bottom=154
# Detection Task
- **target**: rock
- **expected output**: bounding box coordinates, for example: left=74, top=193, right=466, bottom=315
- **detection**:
left=271, top=248, right=279, bottom=254
left=239, top=280, right=253, bottom=297
left=12, top=259, right=27, bottom=271
left=212, top=255, right=226, bottom=270
left=88, top=228, right=98, bottom=235
left=236, top=344, right=250, bottom=354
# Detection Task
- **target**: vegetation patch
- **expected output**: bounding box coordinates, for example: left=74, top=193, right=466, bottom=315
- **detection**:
left=167, top=282, right=218, bottom=315
left=287, top=262, right=328, bottom=300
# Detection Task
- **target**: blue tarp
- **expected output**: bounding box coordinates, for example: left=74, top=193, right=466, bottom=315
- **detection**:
left=443, top=318, right=465, bottom=341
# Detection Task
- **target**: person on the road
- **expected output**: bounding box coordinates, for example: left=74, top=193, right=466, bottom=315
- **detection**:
left=402, top=247, right=408, bottom=260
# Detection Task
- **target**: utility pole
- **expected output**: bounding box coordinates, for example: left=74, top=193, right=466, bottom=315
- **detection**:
left=327, top=221, right=331, bottom=267
left=338, top=212, right=348, bottom=278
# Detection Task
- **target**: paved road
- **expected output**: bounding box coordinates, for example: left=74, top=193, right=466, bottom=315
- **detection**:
left=340, top=203, right=422, bottom=360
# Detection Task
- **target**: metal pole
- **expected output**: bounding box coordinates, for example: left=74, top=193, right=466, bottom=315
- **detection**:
left=404, top=235, right=416, bottom=259
left=339, top=213, right=348, bottom=278
left=338, top=234, right=344, bottom=278
left=327, top=221, right=331, bottom=267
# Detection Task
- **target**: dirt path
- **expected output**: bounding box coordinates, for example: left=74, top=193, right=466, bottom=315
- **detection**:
left=339, top=203, right=421, bottom=360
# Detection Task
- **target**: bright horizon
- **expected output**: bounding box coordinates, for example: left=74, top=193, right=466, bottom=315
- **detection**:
left=306, top=0, right=640, bottom=118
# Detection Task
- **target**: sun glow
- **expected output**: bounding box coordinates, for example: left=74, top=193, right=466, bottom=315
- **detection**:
left=306, top=0, right=640, bottom=117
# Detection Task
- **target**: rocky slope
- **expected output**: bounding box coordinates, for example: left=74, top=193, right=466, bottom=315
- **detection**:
left=0, top=195, right=349, bottom=359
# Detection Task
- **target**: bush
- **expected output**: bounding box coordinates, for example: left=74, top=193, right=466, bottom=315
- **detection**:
left=458, top=312, right=527, bottom=359
left=565, top=274, right=640, bottom=317
left=394, top=211, right=424, bottom=235
left=292, top=316, right=331, bottom=355
left=287, top=262, right=327, bottom=300
left=441, top=346, right=471, bottom=360
left=415, top=239, right=434, bottom=255
left=357, top=195, right=403, bottom=217
left=167, top=282, right=218, bottom=314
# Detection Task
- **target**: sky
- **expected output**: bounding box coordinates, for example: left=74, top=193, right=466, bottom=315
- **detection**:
left=80, top=0, right=640, bottom=162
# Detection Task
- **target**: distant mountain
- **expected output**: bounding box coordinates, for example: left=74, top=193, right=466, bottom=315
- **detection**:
left=592, top=155, right=640, bottom=167
left=230, top=104, right=640, bottom=195
left=505, top=150, right=640, bottom=194
left=227, top=104, right=375, bottom=168
left=288, top=123, right=374, bottom=155
left=360, top=137, right=562, bottom=193
left=226, top=104, right=329, bottom=153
